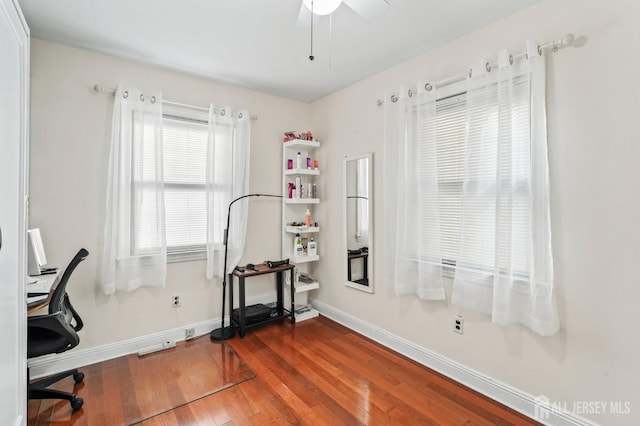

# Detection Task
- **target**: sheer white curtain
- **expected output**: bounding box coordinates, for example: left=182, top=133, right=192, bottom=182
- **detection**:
left=102, top=86, right=166, bottom=295
left=452, top=42, right=558, bottom=335
left=383, top=83, right=446, bottom=300
left=205, top=106, right=251, bottom=279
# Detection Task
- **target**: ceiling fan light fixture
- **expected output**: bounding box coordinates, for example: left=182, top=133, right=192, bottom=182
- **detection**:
left=303, top=0, right=342, bottom=16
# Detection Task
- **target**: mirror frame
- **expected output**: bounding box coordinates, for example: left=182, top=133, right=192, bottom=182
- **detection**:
left=343, top=152, right=373, bottom=293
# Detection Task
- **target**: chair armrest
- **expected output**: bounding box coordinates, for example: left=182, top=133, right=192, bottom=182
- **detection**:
left=28, top=312, right=80, bottom=349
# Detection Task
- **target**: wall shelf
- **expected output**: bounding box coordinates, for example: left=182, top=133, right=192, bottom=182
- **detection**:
left=292, top=254, right=319, bottom=264
left=295, top=308, right=320, bottom=321
left=285, top=198, right=319, bottom=204
left=286, top=281, right=320, bottom=293
left=283, top=139, right=320, bottom=149
left=282, top=135, right=321, bottom=323
left=285, top=226, right=320, bottom=234
left=284, top=168, right=319, bottom=176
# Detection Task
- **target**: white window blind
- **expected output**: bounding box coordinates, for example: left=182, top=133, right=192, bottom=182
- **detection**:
left=162, top=116, right=209, bottom=255
left=421, top=86, right=529, bottom=275
left=435, top=93, right=466, bottom=266
left=132, top=111, right=231, bottom=258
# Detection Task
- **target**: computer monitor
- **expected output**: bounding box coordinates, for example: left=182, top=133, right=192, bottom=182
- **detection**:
left=27, top=228, right=48, bottom=276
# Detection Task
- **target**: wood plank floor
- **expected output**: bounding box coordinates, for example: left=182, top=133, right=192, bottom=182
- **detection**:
left=30, top=316, right=539, bottom=425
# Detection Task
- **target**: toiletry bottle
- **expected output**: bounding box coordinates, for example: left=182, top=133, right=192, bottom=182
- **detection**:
left=296, top=152, right=302, bottom=169
left=305, top=208, right=311, bottom=227
left=295, top=176, right=301, bottom=198
left=294, top=233, right=303, bottom=258
left=309, top=237, right=317, bottom=256
left=306, top=157, right=311, bottom=169
left=306, top=182, right=311, bottom=199
left=312, top=183, right=317, bottom=199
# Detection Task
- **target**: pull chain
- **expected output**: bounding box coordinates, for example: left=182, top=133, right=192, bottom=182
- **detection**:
left=309, top=0, right=315, bottom=61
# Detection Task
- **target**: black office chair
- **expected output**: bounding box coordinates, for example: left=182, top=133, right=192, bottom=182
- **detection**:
left=27, top=248, right=89, bottom=411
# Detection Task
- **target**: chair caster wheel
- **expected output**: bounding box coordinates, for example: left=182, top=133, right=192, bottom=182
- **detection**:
left=69, top=397, right=84, bottom=411
left=71, top=396, right=84, bottom=411
left=73, top=372, right=84, bottom=383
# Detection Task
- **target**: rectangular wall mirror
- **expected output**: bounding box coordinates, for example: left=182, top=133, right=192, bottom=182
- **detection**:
left=344, top=152, right=373, bottom=293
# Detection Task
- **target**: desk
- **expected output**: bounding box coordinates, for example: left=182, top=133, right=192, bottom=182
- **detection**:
left=27, top=271, right=60, bottom=314
left=229, top=263, right=295, bottom=338
left=347, top=252, right=369, bottom=286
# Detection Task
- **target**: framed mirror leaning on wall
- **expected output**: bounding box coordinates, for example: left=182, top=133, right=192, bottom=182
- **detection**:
left=344, top=152, right=373, bottom=293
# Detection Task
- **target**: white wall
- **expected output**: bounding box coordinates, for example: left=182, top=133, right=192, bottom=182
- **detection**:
left=29, top=0, right=640, bottom=423
left=310, top=0, right=640, bottom=424
left=29, top=39, right=311, bottom=349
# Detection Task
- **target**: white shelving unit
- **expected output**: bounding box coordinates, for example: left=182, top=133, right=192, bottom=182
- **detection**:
left=282, top=138, right=320, bottom=322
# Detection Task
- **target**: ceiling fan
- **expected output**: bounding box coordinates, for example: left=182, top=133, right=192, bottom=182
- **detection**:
left=297, top=0, right=389, bottom=60
left=296, top=0, right=389, bottom=27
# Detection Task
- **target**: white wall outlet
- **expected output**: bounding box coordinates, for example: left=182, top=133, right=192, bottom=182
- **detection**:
left=185, top=328, right=195, bottom=340
left=454, top=314, right=464, bottom=335
left=172, top=294, right=181, bottom=307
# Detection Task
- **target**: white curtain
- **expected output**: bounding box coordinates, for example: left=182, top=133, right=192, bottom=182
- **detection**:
left=383, top=83, right=446, bottom=300
left=102, top=86, right=166, bottom=295
left=205, top=106, right=251, bottom=279
left=452, top=41, right=558, bottom=335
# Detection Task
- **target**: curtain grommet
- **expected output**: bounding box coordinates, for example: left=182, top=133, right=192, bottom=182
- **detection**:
left=122, top=90, right=129, bottom=99
left=486, top=62, right=492, bottom=72
left=425, top=83, right=432, bottom=92
left=391, top=94, right=398, bottom=103
left=139, top=94, right=145, bottom=102
left=408, top=89, right=413, bottom=98
left=468, top=69, right=473, bottom=78
left=150, top=96, right=156, bottom=104
left=509, top=54, right=514, bottom=65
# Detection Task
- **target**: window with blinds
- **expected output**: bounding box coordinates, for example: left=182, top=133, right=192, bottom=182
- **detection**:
left=435, top=92, right=467, bottom=266
left=132, top=111, right=229, bottom=259
left=427, top=86, right=530, bottom=276
left=162, top=116, right=209, bottom=256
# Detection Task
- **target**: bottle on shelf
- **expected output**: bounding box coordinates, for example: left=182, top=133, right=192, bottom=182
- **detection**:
left=295, top=176, right=301, bottom=199
left=305, top=208, right=311, bottom=227
left=296, top=151, right=302, bottom=170
left=309, top=237, right=317, bottom=256
left=294, top=233, right=303, bottom=257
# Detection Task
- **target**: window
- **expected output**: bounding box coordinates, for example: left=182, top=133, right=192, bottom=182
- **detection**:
left=162, top=115, right=209, bottom=258
left=413, top=83, right=530, bottom=276
left=132, top=106, right=231, bottom=261
left=434, top=91, right=467, bottom=267
left=424, top=83, right=530, bottom=272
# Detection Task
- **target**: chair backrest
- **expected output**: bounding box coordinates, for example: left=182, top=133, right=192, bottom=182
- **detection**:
left=48, top=248, right=89, bottom=331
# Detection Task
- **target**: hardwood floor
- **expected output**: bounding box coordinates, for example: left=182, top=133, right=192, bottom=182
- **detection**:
left=30, top=316, right=539, bottom=425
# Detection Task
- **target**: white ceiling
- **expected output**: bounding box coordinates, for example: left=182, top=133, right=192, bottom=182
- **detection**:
left=18, top=0, right=539, bottom=102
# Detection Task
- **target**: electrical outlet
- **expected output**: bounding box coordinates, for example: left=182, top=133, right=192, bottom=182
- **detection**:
left=453, top=314, right=464, bottom=335
left=185, top=328, right=195, bottom=340
left=172, top=294, right=181, bottom=307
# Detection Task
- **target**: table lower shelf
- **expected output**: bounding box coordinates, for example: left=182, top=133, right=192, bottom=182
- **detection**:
left=230, top=305, right=293, bottom=331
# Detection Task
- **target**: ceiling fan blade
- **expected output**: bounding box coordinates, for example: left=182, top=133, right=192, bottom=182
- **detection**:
left=343, top=0, right=389, bottom=20
left=296, top=2, right=320, bottom=28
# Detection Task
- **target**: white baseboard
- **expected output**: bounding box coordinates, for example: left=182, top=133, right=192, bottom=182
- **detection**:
left=28, top=317, right=222, bottom=379
left=311, top=300, right=598, bottom=426
left=28, top=293, right=278, bottom=380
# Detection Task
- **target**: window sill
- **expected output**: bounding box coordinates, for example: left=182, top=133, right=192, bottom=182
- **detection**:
left=167, top=251, right=207, bottom=264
